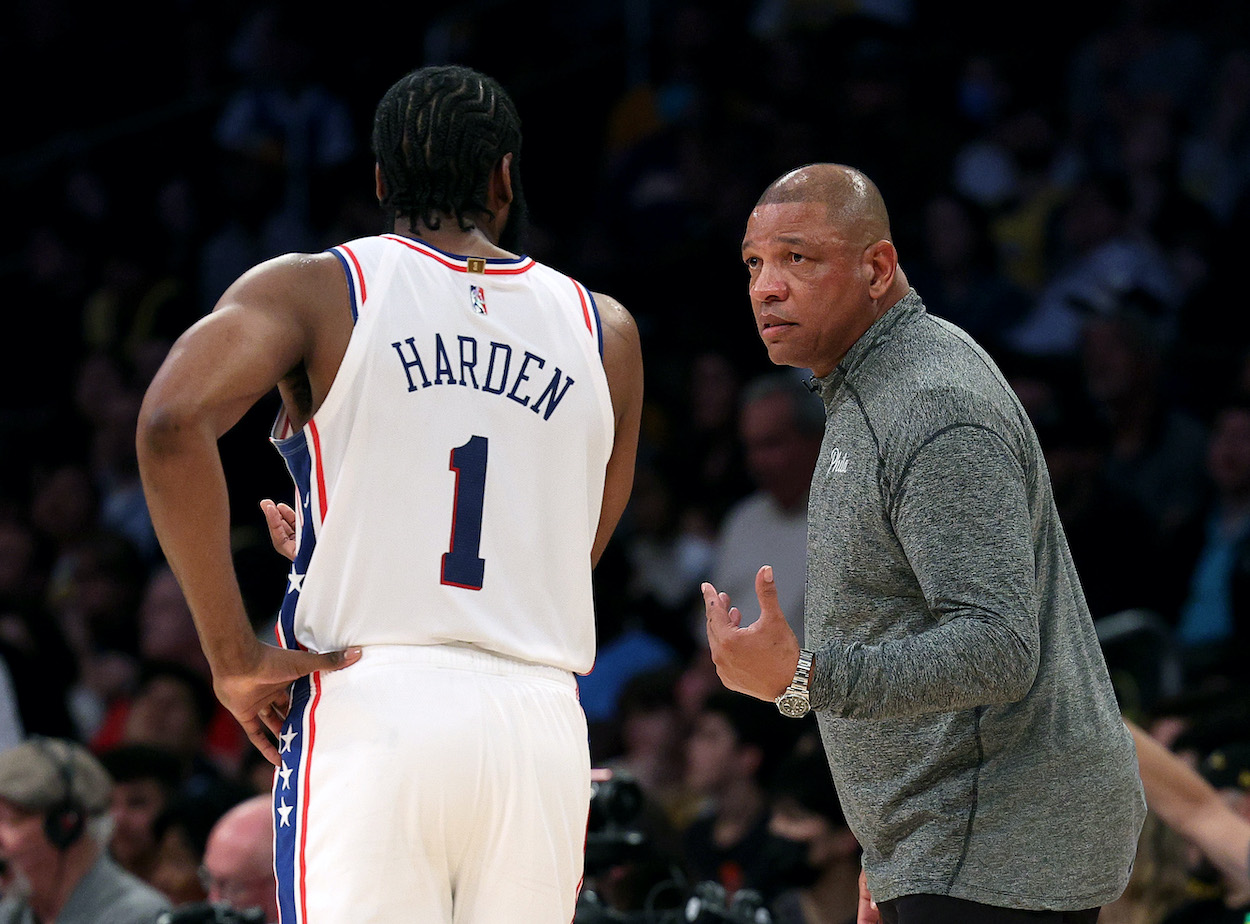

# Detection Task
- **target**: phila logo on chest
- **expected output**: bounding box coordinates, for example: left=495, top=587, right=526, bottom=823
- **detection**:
left=827, top=447, right=851, bottom=474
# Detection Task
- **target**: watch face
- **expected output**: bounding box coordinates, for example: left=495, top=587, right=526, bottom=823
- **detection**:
left=776, top=692, right=809, bottom=718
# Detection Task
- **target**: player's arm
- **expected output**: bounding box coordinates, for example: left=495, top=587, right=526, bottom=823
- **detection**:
left=1128, top=718, right=1250, bottom=892
left=136, top=253, right=358, bottom=763
left=590, top=292, right=643, bottom=569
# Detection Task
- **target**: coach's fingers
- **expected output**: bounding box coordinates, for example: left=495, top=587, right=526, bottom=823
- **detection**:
left=857, top=869, right=879, bottom=924
left=755, top=565, right=786, bottom=626
left=701, top=582, right=723, bottom=616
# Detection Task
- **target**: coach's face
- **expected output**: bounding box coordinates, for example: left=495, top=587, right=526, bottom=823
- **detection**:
left=742, top=202, right=884, bottom=379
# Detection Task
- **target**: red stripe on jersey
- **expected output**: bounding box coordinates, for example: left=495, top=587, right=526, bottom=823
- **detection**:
left=383, top=234, right=535, bottom=274
left=572, top=281, right=593, bottom=335
left=298, top=671, right=322, bottom=924
left=308, top=421, right=329, bottom=522
left=340, top=245, right=367, bottom=304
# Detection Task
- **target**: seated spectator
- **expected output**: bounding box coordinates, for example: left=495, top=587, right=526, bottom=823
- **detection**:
left=1080, top=300, right=1209, bottom=551
left=604, top=666, right=699, bottom=840
left=0, top=736, right=170, bottom=923
left=681, top=689, right=802, bottom=901
left=98, top=743, right=184, bottom=887
left=1164, top=397, right=1250, bottom=688
left=766, top=742, right=860, bottom=924
left=199, top=794, right=279, bottom=923
left=91, top=660, right=231, bottom=798
left=150, top=781, right=253, bottom=907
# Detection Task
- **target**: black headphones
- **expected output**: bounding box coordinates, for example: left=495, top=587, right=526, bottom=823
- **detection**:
left=31, top=737, right=85, bottom=851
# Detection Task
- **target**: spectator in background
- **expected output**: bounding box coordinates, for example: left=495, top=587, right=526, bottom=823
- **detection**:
left=603, top=665, right=698, bottom=835
left=46, top=528, right=148, bottom=740
left=198, top=4, right=357, bottom=310
left=98, top=743, right=184, bottom=888
left=134, top=566, right=246, bottom=771
left=653, top=349, right=756, bottom=537
left=137, top=565, right=211, bottom=678
left=0, top=736, right=171, bottom=923
left=1031, top=383, right=1165, bottom=621
left=765, top=741, right=860, bottom=924
left=905, top=190, right=1031, bottom=355
left=1165, top=398, right=1250, bottom=689
left=0, top=510, right=78, bottom=740
left=578, top=543, right=680, bottom=757
left=681, top=689, right=802, bottom=902
left=199, top=794, right=279, bottom=923
left=1004, top=174, right=1182, bottom=359
left=149, top=781, right=254, bottom=907
left=1080, top=297, right=1210, bottom=549
left=93, top=660, right=229, bottom=798
left=619, top=460, right=715, bottom=661
left=709, top=372, right=823, bottom=645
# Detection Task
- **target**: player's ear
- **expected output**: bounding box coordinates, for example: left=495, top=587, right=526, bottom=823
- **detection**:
left=375, top=163, right=386, bottom=202
left=489, top=153, right=514, bottom=209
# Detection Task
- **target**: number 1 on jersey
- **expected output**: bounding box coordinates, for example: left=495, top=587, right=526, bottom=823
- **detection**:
left=442, top=435, right=488, bottom=590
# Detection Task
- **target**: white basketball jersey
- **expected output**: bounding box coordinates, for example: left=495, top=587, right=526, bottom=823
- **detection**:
left=269, top=234, right=614, bottom=674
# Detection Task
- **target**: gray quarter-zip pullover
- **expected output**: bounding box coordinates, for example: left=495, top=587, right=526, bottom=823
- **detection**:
left=804, top=289, right=1145, bottom=911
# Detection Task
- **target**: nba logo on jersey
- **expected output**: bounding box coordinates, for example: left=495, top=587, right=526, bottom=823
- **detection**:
left=469, top=285, right=488, bottom=315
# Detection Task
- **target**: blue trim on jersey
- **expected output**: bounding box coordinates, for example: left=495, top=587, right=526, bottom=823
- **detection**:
left=272, top=429, right=317, bottom=650
left=274, top=674, right=313, bottom=923
left=585, top=289, right=604, bottom=360
left=390, top=233, right=532, bottom=267
left=329, top=248, right=359, bottom=322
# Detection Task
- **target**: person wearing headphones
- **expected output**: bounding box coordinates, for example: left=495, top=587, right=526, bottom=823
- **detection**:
left=0, top=736, right=171, bottom=923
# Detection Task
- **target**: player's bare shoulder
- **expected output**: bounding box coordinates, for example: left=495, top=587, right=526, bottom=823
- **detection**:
left=593, top=292, right=641, bottom=361
left=218, top=251, right=353, bottom=422
left=220, top=252, right=348, bottom=321
left=591, top=291, right=643, bottom=425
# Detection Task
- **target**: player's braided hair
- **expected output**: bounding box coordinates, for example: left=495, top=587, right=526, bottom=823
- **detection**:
left=372, top=65, right=523, bottom=236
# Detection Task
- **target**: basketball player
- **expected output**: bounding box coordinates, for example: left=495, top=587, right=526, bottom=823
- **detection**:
left=136, top=65, right=643, bottom=923
left=701, top=164, right=1144, bottom=923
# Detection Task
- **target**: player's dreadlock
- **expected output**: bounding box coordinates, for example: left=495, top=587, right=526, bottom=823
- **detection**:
left=372, top=65, right=526, bottom=240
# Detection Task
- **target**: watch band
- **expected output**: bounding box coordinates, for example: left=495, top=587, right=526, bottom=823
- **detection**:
left=775, top=649, right=815, bottom=717
left=789, top=649, right=813, bottom=694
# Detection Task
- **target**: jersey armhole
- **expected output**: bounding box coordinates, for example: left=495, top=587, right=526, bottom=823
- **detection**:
left=328, top=245, right=366, bottom=323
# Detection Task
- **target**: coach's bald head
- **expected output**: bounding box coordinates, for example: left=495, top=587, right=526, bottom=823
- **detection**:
left=755, top=164, right=893, bottom=250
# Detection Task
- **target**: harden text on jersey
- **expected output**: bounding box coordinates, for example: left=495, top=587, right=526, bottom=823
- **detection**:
left=390, top=332, right=576, bottom=421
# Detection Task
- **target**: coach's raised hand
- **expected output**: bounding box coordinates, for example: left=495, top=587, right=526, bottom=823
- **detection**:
left=702, top=565, right=802, bottom=703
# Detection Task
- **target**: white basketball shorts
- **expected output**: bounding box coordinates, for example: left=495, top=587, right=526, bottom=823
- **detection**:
left=272, top=644, right=591, bottom=923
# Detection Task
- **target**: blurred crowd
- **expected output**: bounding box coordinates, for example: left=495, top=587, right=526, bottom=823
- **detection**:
left=3, top=0, right=1250, bottom=920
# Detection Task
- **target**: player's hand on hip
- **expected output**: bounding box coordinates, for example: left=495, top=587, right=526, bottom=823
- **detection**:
left=260, top=498, right=297, bottom=562
left=215, top=643, right=362, bottom=765
left=702, top=565, right=800, bottom=702
left=857, top=869, right=880, bottom=924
